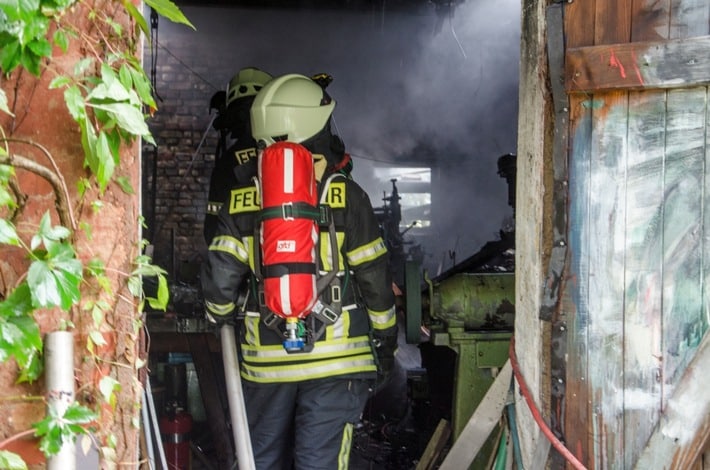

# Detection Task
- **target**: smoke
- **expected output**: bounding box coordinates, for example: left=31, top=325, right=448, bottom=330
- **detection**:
left=159, top=1, right=520, bottom=272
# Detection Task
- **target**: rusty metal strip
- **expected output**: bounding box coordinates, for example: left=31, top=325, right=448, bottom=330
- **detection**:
left=541, top=3, right=569, bottom=322
left=542, top=5, right=571, bottom=468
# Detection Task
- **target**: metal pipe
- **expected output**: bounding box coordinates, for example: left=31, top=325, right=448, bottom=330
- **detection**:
left=145, top=378, right=168, bottom=470
left=45, top=331, right=75, bottom=470
left=141, top=389, right=156, bottom=469
left=221, top=324, right=255, bottom=470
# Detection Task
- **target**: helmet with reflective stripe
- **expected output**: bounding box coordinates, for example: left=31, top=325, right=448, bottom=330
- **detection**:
left=226, top=67, right=273, bottom=107
left=250, top=73, right=336, bottom=146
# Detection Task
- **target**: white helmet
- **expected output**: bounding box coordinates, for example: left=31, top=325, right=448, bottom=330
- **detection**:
left=226, top=67, right=273, bottom=107
left=250, top=73, right=336, bottom=146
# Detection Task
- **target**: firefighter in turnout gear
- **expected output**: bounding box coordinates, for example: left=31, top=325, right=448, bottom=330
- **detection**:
left=204, top=67, right=272, bottom=244
left=201, top=73, right=397, bottom=469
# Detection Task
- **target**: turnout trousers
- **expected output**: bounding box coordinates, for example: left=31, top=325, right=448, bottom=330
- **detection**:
left=242, top=377, right=371, bottom=470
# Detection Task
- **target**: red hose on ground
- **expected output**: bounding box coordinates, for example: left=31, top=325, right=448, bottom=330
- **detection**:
left=509, top=336, right=588, bottom=470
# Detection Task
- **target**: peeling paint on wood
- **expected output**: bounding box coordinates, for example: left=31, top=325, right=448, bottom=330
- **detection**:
left=623, top=88, right=666, bottom=469
left=565, top=87, right=710, bottom=466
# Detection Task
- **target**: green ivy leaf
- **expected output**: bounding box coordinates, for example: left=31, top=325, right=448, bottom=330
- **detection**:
left=90, top=302, right=105, bottom=327
left=26, top=37, right=51, bottom=57
left=2, top=315, right=42, bottom=354
left=62, top=403, right=96, bottom=425
left=72, top=57, right=92, bottom=76
left=52, top=28, right=69, bottom=52
left=18, top=0, right=42, bottom=15
left=63, top=85, right=85, bottom=121
left=87, top=79, right=131, bottom=103
left=79, top=118, right=97, bottom=171
left=49, top=75, right=71, bottom=89
left=34, top=402, right=97, bottom=457
left=0, top=283, right=33, bottom=318
left=0, top=285, right=43, bottom=383
left=0, top=164, right=15, bottom=181
left=118, top=63, right=132, bottom=90
left=16, top=349, right=42, bottom=383
left=88, top=330, right=106, bottom=347
left=0, top=219, right=20, bottom=245
left=146, top=274, right=168, bottom=311
left=144, top=0, right=195, bottom=29
left=20, top=46, right=41, bottom=76
left=0, top=40, right=21, bottom=73
left=31, top=212, right=70, bottom=251
left=88, top=102, right=149, bottom=137
left=27, top=243, right=82, bottom=310
left=127, top=62, right=156, bottom=109
left=0, top=89, right=13, bottom=116
left=85, top=258, right=105, bottom=276
left=127, top=274, right=141, bottom=299
left=0, top=450, right=28, bottom=470
left=98, top=375, right=121, bottom=408
left=121, top=0, right=149, bottom=36
left=92, top=132, right=115, bottom=191
left=104, top=129, right=121, bottom=162
left=115, top=176, right=134, bottom=194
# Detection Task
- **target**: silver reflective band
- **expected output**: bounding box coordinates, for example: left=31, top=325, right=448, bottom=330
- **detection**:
left=161, top=432, right=189, bottom=444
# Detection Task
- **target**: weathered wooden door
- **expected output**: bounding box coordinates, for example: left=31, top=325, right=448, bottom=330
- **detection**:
left=551, top=0, right=710, bottom=468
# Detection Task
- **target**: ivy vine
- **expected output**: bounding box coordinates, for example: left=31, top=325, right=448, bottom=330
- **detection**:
left=0, top=0, right=193, bottom=467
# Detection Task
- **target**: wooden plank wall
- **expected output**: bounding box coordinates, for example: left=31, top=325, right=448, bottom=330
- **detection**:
left=561, top=0, right=710, bottom=468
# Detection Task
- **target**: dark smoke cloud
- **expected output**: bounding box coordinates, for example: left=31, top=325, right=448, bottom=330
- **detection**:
left=159, top=1, right=520, bottom=273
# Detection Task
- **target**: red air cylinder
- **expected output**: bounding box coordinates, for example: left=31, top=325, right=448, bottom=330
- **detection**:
left=258, top=141, right=319, bottom=319
left=160, top=409, right=192, bottom=470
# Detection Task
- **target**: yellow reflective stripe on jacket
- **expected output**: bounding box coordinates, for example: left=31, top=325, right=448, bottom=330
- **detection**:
left=240, top=354, right=376, bottom=383
left=205, top=300, right=235, bottom=316
left=241, top=335, right=373, bottom=362
left=327, top=306, right=350, bottom=340
left=319, top=231, right=345, bottom=271
left=241, top=235, right=256, bottom=271
left=369, top=306, right=397, bottom=330
left=347, top=237, right=387, bottom=267
left=206, top=201, right=222, bottom=215
left=244, top=314, right=262, bottom=347
left=209, top=235, right=248, bottom=264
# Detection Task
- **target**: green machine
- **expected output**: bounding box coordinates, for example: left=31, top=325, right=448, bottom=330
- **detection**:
left=405, top=261, right=515, bottom=468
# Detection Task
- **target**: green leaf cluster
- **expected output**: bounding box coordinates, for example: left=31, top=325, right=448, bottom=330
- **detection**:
left=129, top=253, right=169, bottom=312
left=0, top=0, right=190, bottom=464
left=53, top=59, right=159, bottom=192
left=0, top=213, right=81, bottom=382
left=34, top=402, right=97, bottom=456
left=0, top=0, right=77, bottom=75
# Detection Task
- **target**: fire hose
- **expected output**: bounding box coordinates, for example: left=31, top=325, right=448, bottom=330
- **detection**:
left=509, top=336, right=588, bottom=470
left=221, top=324, right=256, bottom=470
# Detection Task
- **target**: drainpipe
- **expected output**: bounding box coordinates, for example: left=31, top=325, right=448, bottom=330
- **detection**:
left=45, top=331, right=75, bottom=470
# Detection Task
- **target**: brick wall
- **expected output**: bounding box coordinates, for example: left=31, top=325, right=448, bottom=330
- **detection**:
left=143, top=50, right=225, bottom=281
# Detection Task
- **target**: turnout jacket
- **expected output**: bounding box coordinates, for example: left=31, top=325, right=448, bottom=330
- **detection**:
left=201, top=171, right=397, bottom=383
left=203, top=136, right=258, bottom=244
